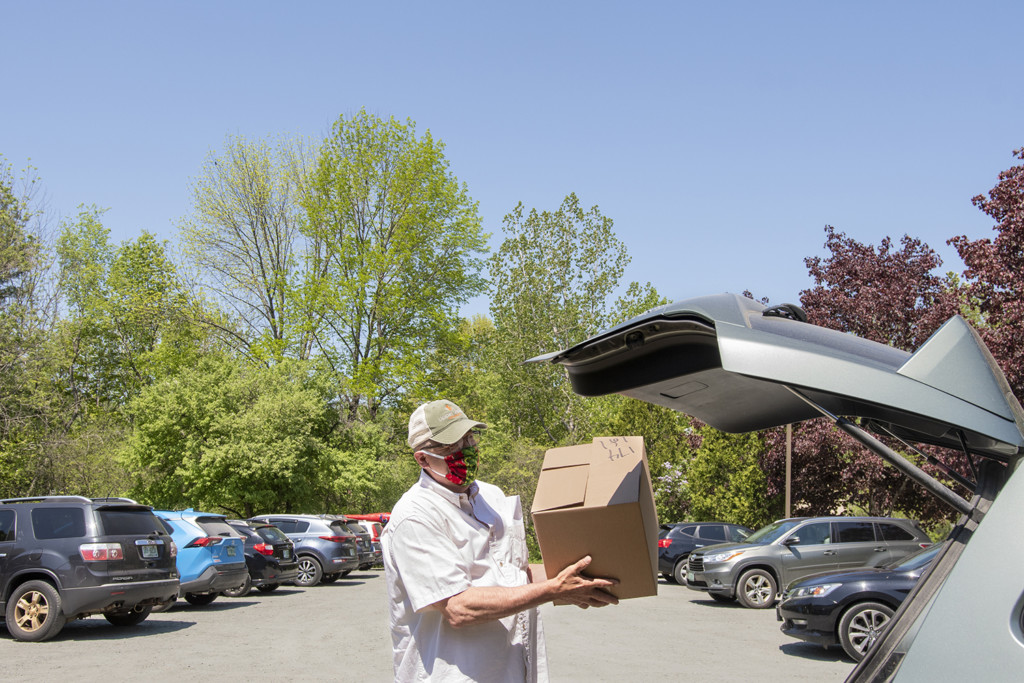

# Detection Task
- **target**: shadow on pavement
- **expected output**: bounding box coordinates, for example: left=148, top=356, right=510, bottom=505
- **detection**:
left=779, top=641, right=852, bottom=664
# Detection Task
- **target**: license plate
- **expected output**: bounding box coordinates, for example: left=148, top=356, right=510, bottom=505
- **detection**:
left=283, top=548, right=290, bottom=559
left=227, top=546, right=236, bottom=556
left=142, top=545, right=159, bottom=559
left=687, top=571, right=695, bottom=583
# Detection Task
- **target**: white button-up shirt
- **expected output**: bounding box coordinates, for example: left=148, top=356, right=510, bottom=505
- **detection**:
left=382, top=471, right=548, bottom=682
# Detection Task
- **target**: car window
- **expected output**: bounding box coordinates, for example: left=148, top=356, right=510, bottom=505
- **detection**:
left=329, top=521, right=353, bottom=535
left=269, top=519, right=297, bottom=533
left=255, top=525, right=290, bottom=543
left=729, top=527, right=751, bottom=542
left=889, top=543, right=940, bottom=570
left=0, top=509, right=15, bottom=541
left=31, top=507, right=86, bottom=539
left=197, top=517, right=237, bottom=537
left=674, top=525, right=698, bottom=537
left=833, top=521, right=876, bottom=543
left=98, top=509, right=165, bottom=535
left=230, top=524, right=257, bottom=538
left=877, top=522, right=915, bottom=541
left=746, top=519, right=802, bottom=544
left=789, top=522, right=831, bottom=545
left=157, top=517, right=176, bottom=535
left=699, top=525, right=727, bottom=541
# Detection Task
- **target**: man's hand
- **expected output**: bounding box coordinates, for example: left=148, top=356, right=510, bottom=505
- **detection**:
left=551, top=555, right=619, bottom=609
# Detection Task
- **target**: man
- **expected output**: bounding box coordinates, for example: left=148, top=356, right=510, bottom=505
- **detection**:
left=382, top=399, right=619, bottom=682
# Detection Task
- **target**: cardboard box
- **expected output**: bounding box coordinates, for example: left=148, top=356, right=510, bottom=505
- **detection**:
left=530, top=436, right=659, bottom=600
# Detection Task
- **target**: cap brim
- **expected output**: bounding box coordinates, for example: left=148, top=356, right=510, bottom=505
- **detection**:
left=431, top=418, right=487, bottom=445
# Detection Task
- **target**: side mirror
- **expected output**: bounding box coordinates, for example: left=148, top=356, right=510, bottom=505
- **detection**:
left=782, top=536, right=800, bottom=546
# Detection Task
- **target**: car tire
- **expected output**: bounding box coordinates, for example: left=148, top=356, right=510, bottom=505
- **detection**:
left=672, top=557, right=690, bottom=585
left=838, top=601, right=895, bottom=662
left=222, top=574, right=252, bottom=598
left=5, top=580, right=67, bottom=642
left=709, top=593, right=736, bottom=603
left=662, top=572, right=677, bottom=584
left=736, top=568, right=777, bottom=609
left=104, top=605, right=152, bottom=627
left=183, top=592, right=219, bottom=606
left=256, top=583, right=280, bottom=593
left=294, top=556, right=323, bottom=587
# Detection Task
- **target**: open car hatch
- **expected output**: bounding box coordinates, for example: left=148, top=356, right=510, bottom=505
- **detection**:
left=529, top=292, right=1024, bottom=681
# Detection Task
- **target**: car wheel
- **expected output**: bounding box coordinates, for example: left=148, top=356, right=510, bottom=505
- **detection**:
left=839, top=601, right=895, bottom=661
left=672, top=557, right=690, bottom=585
left=183, top=592, right=219, bottom=606
left=222, top=574, right=252, bottom=598
left=5, top=581, right=67, bottom=642
left=321, top=572, right=341, bottom=584
left=709, top=593, right=736, bottom=603
left=256, top=583, right=280, bottom=593
left=662, top=572, right=677, bottom=583
left=736, top=568, right=777, bottom=609
left=294, top=556, right=323, bottom=587
left=104, top=605, right=152, bottom=627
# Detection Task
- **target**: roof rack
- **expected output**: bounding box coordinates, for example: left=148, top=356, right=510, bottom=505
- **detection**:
left=0, top=495, right=94, bottom=504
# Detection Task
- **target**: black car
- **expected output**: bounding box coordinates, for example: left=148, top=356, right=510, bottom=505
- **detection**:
left=777, top=543, right=940, bottom=661
left=225, top=520, right=300, bottom=597
left=0, top=496, right=179, bottom=641
left=658, top=522, right=752, bottom=585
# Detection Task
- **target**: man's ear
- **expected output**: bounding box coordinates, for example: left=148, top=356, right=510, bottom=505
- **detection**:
left=412, top=450, right=429, bottom=469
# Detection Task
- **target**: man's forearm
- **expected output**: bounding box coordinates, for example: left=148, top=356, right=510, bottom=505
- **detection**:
left=437, top=581, right=557, bottom=628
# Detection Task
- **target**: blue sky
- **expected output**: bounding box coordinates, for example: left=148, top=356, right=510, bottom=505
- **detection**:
left=3, top=2, right=1022, bottom=317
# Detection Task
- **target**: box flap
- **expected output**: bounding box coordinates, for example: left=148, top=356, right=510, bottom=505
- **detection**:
left=531, top=464, right=589, bottom=512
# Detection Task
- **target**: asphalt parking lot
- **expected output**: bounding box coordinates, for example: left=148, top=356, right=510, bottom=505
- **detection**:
left=0, top=570, right=854, bottom=682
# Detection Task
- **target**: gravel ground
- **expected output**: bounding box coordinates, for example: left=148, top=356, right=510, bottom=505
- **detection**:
left=0, top=570, right=854, bottom=682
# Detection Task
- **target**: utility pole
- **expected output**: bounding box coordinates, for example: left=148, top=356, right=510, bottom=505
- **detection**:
left=785, top=424, right=792, bottom=518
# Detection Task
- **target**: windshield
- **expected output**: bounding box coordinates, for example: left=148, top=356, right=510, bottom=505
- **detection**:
left=888, top=543, right=940, bottom=571
left=743, top=519, right=803, bottom=545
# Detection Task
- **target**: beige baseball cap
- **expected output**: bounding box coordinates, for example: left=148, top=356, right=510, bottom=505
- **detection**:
left=407, top=400, right=486, bottom=448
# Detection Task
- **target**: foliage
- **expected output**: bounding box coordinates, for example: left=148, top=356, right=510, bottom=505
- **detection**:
left=124, top=356, right=338, bottom=517
left=950, top=146, right=1024, bottom=401
left=802, top=225, right=960, bottom=351
left=685, top=425, right=780, bottom=529
left=180, top=135, right=311, bottom=362
left=487, top=194, right=633, bottom=443
left=300, top=110, right=487, bottom=418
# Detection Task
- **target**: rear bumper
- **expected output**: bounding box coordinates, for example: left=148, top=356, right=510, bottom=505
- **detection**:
left=249, top=558, right=300, bottom=587
left=61, top=578, right=180, bottom=616
left=180, top=562, right=248, bottom=595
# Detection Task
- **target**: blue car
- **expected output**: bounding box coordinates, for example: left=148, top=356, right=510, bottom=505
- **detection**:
left=152, top=509, right=247, bottom=608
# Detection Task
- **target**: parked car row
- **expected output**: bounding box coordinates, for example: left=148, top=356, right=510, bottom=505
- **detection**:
left=0, top=496, right=384, bottom=641
left=662, top=514, right=935, bottom=661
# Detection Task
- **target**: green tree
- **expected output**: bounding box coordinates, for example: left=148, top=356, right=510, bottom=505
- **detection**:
left=487, top=194, right=650, bottom=444
left=180, top=135, right=312, bottom=362
left=301, top=110, right=487, bottom=418
left=687, top=426, right=780, bottom=529
left=124, top=356, right=337, bottom=517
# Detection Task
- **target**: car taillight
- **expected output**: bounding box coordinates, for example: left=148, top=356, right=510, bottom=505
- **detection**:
left=319, top=535, right=352, bottom=543
left=80, top=543, right=124, bottom=561
left=185, top=536, right=223, bottom=548
left=169, top=540, right=178, bottom=558
left=254, top=542, right=274, bottom=556
left=658, top=539, right=673, bottom=548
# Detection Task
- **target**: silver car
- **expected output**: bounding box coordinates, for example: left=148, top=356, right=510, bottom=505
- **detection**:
left=685, top=516, right=931, bottom=608
left=531, top=292, right=1024, bottom=681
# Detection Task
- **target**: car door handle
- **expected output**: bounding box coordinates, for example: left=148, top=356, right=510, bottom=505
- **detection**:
left=874, top=547, right=887, bottom=552
left=823, top=550, right=837, bottom=556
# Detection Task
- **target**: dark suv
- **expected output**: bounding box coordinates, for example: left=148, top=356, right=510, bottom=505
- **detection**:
left=659, top=522, right=752, bottom=585
left=224, top=520, right=299, bottom=596
left=0, top=496, right=179, bottom=641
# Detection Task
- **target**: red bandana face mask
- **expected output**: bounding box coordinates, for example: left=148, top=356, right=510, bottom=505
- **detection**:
left=424, top=445, right=479, bottom=486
